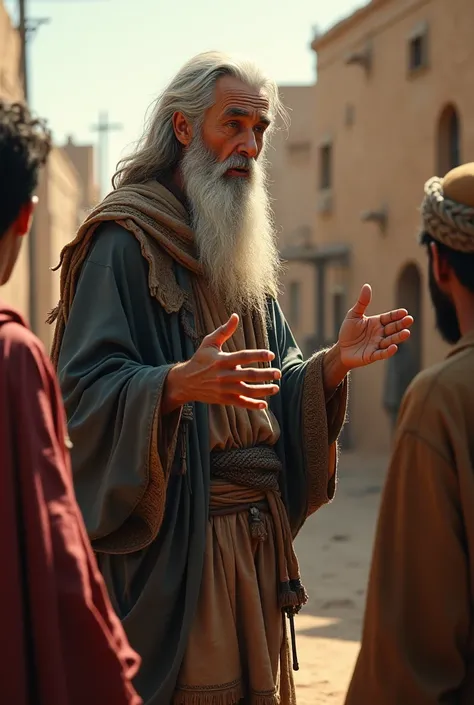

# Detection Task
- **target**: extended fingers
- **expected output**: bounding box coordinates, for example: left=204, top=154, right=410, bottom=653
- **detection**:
left=379, top=308, right=409, bottom=326
left=383, top=315, right=414, bottom=337
left=222, top=382, right=280, bottom=398
left=224, top=396, right=269, bottom=411
left=220, top=349, right=276, bottom=367
left=226, top=366, right=281, bottom=383
left=379, top=328, right=411, bottom=349
left=371, top=343, right=399, bottom=362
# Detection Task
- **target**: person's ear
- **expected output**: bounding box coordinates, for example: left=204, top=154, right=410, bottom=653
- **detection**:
left=14, top=196, right=37, bottom=237
left=172, top=111, right=193, bottom=147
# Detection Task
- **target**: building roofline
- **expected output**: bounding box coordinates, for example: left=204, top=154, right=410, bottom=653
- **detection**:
left=311, top=0, right=392, bottom=52
left=277, top=83, right=314, bottom=89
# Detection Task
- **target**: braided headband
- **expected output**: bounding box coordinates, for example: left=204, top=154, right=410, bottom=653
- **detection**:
left=421, top=176, right=474, bottom=253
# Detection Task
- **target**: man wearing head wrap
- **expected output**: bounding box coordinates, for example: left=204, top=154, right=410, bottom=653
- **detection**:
left=345, top=162, right=474, bottom=705
left=50, top=52, right=413, bottom=705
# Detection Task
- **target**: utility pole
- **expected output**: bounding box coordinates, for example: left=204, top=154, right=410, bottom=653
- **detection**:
left=16, top=0, right=104, bottom=332
left=18, top=0, right=28, bottom=98
left=91, top=111, right=122, bottom=198
left=17, top=0, right=40, bottom=333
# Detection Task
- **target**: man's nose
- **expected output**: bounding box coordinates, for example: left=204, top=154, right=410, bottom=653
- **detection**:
left=236, top=130, right=258, bottom=159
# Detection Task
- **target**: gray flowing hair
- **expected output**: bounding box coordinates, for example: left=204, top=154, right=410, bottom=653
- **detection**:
left=112, top=51, right=289, bottom=189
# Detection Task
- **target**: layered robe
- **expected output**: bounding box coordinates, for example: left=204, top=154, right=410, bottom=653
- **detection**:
left=0, top=304, right=141, bottom=705
left=53, top=182, right=347, bottom=705
left=345, top=331, right=474, bottom=705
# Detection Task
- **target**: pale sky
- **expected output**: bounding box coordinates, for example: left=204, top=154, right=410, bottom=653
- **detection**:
left=6, top=0, right=362, bottom=191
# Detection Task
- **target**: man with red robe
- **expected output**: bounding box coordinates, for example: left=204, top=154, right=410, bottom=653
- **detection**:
left=0, top=99, right=142, bottom=704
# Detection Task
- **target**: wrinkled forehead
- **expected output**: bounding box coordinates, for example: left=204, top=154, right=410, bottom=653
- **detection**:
left=211, top=75, right=272, bottom=126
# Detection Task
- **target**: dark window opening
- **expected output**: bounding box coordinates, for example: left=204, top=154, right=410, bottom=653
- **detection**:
left=320, top=144, right=332, bottom=190
left=409, top=35, right=424, bottom=71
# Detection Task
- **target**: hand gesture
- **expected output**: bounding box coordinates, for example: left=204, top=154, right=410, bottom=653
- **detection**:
left=338, top=284, right=414, bottom=369
left=164, top=314, right=281, bottom=413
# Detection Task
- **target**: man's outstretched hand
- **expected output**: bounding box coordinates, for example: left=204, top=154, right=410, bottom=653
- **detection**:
left=321, top=284, right=414, bottom=397
left=162, top=313, right=281, bottom=415
left=338, top=283, right=414, bottom=369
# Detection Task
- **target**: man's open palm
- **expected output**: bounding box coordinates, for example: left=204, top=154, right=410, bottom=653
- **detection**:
left=338, top=284, right=414, bottom=369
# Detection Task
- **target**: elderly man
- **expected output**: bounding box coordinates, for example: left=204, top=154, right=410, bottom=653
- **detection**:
left=345, top=163, right=474, bottom=705
left=49, top=52, right=412, bottom=705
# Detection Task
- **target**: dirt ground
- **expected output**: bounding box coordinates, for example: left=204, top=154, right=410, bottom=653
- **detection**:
left=293, top=453, right=389, bottom=705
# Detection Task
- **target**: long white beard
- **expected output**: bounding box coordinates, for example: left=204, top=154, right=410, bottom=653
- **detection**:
left=181, top=131, right=281, bottom=315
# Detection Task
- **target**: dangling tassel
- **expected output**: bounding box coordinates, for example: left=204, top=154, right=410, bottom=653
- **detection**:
left=248, top=506, right=268, bottom=542
left=285, top=608, right=300, bottom=671
left=290, top=578, right=308, bottom=608
left=278, top=580, right=299, bottom=609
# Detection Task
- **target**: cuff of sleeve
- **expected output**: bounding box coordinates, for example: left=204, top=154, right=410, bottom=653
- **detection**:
left=302, top=351, right=335, bottom=515
left=327, top=376, right=349, bottom=446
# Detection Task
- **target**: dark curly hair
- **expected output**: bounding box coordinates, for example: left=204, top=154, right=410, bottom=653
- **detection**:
left=0, top=100, right=52, bottom=237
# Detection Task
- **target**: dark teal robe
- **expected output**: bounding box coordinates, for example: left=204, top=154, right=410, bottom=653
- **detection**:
left=57, top=223, right=347, bottom=705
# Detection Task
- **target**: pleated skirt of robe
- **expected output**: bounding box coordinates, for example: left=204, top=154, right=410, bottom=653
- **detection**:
left=173, top=486, right=296, bottom=705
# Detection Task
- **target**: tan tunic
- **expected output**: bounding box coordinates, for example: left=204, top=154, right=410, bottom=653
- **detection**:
left=175, top=281, right=287, bottom=705
left=345, top=330, right=474, bottom=705
left=174, top=281, right=340, bottom=705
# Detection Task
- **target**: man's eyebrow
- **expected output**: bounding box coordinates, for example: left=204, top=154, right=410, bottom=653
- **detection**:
left=223, top=107, right=271, bottom=125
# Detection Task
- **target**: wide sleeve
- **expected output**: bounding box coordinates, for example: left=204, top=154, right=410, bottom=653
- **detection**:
left=57, top=226, right=183, bottom=554
left=5, top=325, right=142, bottom=705
left=345, top=431, right=470, bottom=705
left=271, top=300, right=348, bottom=530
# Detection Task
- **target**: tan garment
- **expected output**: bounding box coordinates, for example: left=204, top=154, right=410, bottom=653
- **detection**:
left=174, top=280, right=297, bottom=704
left=345, top=330, right=474, bottom=705
left=174, top=482, right=294, bottom=705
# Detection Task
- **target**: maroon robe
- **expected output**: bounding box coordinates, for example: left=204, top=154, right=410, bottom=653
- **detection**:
left=0, top=304, right=142, bottom=705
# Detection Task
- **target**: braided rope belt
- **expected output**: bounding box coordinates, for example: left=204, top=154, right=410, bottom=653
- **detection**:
left=210, top=445, right=282, bottom=491
left=422, top=176, right=474, bottom=253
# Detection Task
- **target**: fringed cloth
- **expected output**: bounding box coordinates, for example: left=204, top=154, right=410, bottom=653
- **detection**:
left=47, top=180, right=277, bottom=367
left=174, top=446, right=307, bottom=705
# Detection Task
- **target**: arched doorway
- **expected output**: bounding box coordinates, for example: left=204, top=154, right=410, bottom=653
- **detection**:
left=396, top=263, right=422, bottom=372
left=437, top=103, right=461, bottom=176
left=383, top=264, right=423, bottom=430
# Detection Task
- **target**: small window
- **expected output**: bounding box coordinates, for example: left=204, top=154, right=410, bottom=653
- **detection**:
left=289, top=281, right=301, bottom=328
left=409, top=36, right=423, bottom=70
left=408, top=23, right=428, bottom=73
left=320, top=143, right=332, bottom=190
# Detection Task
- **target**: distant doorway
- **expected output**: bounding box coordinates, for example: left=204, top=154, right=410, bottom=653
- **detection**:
left=437, top=103, right=461, bottom=176
left=383, top=264, right=422, bottom=431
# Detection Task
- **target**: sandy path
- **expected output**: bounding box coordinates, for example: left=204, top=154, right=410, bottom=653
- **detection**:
left=292, top=453, right=388, bottom=704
